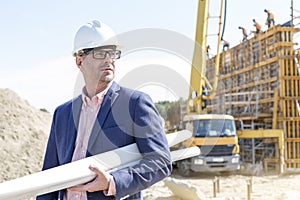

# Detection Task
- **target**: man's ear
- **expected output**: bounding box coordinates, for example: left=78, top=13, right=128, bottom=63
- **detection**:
left=76, top=56, right=82, bottom=68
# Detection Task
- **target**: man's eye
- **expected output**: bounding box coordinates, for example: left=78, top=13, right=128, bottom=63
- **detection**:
left=95, top=51, right=106, bottom=56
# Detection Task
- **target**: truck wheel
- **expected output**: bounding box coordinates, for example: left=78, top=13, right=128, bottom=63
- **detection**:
left=177, top=160, right=191, bottom=177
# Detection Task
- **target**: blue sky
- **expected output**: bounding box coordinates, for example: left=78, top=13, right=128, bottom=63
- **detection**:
left=1, top=0, right=299, bottom=113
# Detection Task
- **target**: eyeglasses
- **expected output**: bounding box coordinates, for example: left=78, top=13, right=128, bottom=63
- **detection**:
left=78, top=48, right=121, bottom=60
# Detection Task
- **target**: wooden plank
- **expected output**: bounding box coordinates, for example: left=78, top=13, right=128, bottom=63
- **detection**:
left=272, top=89, right=279, bottom=129
left=223, top=77, right=278, bottom=94
left=224, top=91, right=274, bottom=96
left=220, top=56, right=279, bottom=79
left=284, top=138, right=300, bottom=142
left=285, top=159, right=300, bottom=164
left=276, top=116, right=300, bottom=120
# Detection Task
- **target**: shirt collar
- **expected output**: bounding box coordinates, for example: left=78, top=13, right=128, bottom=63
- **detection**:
left=81, top=82, right=112, bottom=107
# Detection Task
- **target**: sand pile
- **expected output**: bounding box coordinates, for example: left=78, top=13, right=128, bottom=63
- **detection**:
left=0, top=88, right=51, bottom=182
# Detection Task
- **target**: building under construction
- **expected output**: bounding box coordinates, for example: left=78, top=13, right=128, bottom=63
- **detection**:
left=206, top=25, right=300, bottom=172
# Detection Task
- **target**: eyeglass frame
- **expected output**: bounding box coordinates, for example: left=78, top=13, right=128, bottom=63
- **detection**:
left=75, top=46, right=121, bottom=60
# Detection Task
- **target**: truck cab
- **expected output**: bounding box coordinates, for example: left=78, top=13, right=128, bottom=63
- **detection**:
left=176, top=114, right=240, bottom=176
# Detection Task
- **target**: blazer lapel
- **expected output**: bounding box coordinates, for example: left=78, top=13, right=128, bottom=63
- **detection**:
left=87, top=82, right=120, bottom=153
left=64, top=96, right=82, bottom=164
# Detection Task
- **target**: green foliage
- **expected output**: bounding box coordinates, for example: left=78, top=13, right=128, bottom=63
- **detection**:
left=39, top=108, right=49, bottom=113
left=155, top=98, right=187, bottom=128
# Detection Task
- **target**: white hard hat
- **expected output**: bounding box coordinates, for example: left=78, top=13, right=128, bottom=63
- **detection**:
left=72, top=20, right=119, bottom=56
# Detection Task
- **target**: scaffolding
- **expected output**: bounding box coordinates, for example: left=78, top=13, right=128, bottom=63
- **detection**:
left=206, top=25, right=300, bottom=170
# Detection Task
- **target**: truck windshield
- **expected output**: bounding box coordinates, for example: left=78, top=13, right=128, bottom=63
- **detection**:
left=193, top=119, right=236, bottom=137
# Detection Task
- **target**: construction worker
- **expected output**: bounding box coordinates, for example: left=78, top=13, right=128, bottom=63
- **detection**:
left=264, top=9, right=275, bottom=28
left=222, top=38, right=229, bottom=51
left=238, top=26, right=248, bottom=41
left=297, top=51, right=300, bottom=63
left=202, top=85, right=208, bottom=109
left=206, top=45, right=210, bottom=58
left=253, top=19, right=261, bottom=34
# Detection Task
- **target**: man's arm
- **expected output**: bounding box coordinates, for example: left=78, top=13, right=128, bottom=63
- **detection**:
left=111, top=92, right=172, bottom=199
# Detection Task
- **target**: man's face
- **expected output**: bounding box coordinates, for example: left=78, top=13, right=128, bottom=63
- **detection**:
left=78, top=45, right=118, bottom=84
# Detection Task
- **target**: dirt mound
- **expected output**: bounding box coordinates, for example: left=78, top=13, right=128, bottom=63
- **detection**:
left=0, top=88, right=51, bottom=182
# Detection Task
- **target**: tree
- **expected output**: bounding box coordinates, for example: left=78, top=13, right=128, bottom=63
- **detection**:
left=155, top=99, right=187, bottom=129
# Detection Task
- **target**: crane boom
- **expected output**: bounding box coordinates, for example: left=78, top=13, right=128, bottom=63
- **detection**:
left=188, top=0, right=224, bottom=114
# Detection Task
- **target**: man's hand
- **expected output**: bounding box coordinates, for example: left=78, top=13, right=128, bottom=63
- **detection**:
left=68, top=165, right=110, bottom=193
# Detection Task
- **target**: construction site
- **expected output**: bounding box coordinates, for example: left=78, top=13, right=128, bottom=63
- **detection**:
left=161, top=0, right=300, bottom=179
left=206, top=23, right=300, bottom=174
left=1, top=0, right=300, bottom=199
left=157, top=1, right=300, bottom=199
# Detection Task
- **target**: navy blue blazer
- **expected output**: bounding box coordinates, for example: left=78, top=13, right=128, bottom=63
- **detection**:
left=36, top=82, right=172, bottom=200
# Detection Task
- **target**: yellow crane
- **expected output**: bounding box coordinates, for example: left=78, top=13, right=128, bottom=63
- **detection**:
left=175, top=0, right=240, bottom=176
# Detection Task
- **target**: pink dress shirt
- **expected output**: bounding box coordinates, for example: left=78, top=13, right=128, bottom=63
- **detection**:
left=64, top=85, right=116, bottom=200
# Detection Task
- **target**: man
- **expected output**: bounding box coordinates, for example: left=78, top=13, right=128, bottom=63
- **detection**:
left=264, top=9, right=275, bottom=28
left=238, top=26, right=248, bottom=41
left=253, top=19, right=261, bottom=34
left=221, top=38, right=229, bottom=51
left=206, top=45, right=210, bottom=58
left=36, top=20, right=172, bottom=200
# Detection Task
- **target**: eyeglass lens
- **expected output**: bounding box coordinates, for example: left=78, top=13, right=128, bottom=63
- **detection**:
left=93, top=50, right=121, bottom=59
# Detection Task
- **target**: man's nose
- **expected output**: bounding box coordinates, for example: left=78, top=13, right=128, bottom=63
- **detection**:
left=103, top=52, right=114, bottom=63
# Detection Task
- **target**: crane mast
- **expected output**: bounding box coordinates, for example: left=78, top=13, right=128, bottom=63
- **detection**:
left=172, top=0, right=240, bottom=176
left=187, top=0, right=223, bottom=114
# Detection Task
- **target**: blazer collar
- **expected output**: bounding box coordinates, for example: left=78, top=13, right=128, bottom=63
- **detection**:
left=87, top=81, right=120, bottom=152
left=98, top=81, right=120, bottom=125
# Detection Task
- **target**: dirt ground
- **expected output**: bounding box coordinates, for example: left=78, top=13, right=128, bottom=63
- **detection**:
left=143, top=169, right=300, bottom=200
